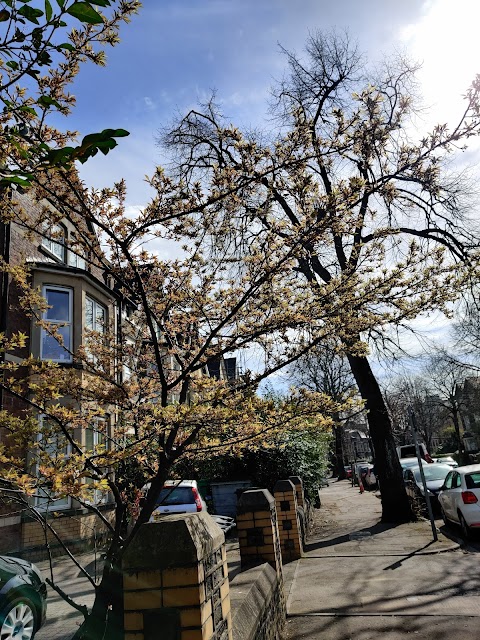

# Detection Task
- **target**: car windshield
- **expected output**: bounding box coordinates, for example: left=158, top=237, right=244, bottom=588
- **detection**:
left=465, top=473, right=480, bottom=489
left=155, top=487, right=195, bottom=506
left=413, top=465, right=450, bottom=482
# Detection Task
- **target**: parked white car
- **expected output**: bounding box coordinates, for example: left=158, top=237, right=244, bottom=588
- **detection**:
left=438, top=464, right=480, bottom=539
left=397, top=444, right=433, bottom=463
left=400, top=457, right=427, bottom=473
left=147, top=480, right=236, bottom=533
left=149, top=480, right=207, bottom=519
left=433, top=456, right=458, bottom=468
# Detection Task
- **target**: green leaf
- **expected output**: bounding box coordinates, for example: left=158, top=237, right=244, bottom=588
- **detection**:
left=89, top=0, right=110, bottom=5
left=81, top=128, right=129, bottom=145
left=46, top=146, right=75, bottom=166
left=75, top=128, right=129, bottom=162
left=37, top=95, right=62, bottom=110
left=18, top=105, right=38, bottom=116
left=45, top=0, right=52, bottom=21
left=6, top=60, right=19, bottom=70
left=0, top=175, right=33, bottom=188
left=0, top=9, right=11, bottom=21
left=37, top=50, right=53, bottom=66
left=17, top=5, right=44, bottom=24
left=55, top=0, right=65, bottom=6
left=57, top=42, right=75, bottom=51
left=66, top=2, right=103, bottom=24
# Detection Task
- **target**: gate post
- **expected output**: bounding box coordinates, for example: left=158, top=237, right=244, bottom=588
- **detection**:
left=122, top=512, right=232, bottom=640
left=273, top=480, right=303, bottom=562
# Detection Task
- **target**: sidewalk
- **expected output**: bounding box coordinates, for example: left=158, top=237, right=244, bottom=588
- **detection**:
left=285, top=479, right=480, bottom=640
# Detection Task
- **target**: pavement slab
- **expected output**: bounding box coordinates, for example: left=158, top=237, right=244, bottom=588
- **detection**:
left=286, top=479, right=479, bottom=639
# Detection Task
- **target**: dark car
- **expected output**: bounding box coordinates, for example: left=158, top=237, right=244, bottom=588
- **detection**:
left=0, top=556, right=47, bottom=639
left=404, top=463, right=452, bottom=513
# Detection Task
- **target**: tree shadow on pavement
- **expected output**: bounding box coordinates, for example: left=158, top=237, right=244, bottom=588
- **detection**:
left=286, top=564, right=480, bottom=639
left=304, top=521, right=397, bottom=552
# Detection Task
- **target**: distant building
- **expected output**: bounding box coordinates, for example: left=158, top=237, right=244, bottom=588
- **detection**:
left=456, top=377, right=480, bottom=436
left=344, top=425, right=372, bottom=461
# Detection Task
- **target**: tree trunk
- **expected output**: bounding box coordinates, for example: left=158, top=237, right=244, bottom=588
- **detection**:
left=334, top=419, right=347, bottom=479
left=346, top=350, right=414, bottom=523
left=72, top=559, right=123, bottom=640
left=71, top=463, right=172, bottom=639
left=452, top=405, right=468, bottom=464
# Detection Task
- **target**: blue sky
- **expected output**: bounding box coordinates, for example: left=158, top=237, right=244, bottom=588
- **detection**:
left=59, top=0, right=480, bottom=208
left=48, top=0, right=480, bottom=383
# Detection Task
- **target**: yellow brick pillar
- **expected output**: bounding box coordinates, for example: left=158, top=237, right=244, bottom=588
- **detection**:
left=288, top=476, right=305, bottom=509
left=273, top=480, right=303, bottom=562
left=122, top=512, right=232, bottom=640
left=289, top=476, right=307, bottom=546
left=236, top=489, right=282, bottom=579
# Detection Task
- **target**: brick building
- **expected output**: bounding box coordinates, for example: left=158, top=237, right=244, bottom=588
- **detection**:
left=0, top=189, right=121, bottom=558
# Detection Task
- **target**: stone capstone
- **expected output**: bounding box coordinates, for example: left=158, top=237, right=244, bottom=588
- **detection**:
left=122, top=512, right=225, bottom=570
left=237, top=489, right=275, bottom=515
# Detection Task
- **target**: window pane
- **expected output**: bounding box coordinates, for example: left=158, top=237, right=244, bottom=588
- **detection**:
left=85, top=297, right=94, bottom=330
left=156, top=487, right=195, bottom=506
left=45, top=289, right=70, bottom=321
left=42, top=224, right=65, bottom=262
left=42, top=326, right=71, bottom=361
left=96, top=304, right=106, bottom=332
left=85, top=297, right=106, bottom=333
left=51, top=240, right=64, bottom=261
left=68, top=247, right=86, bottom=269
left=85, top=427, right=94, bottom=451
left=36, top=420, right=70, bottom=510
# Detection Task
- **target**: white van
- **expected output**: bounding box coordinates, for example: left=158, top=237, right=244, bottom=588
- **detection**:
left=396, top=444, right=433, bottom=463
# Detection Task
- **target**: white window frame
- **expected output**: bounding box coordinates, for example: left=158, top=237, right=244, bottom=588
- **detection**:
left=40, top=285, right=73, bottom=363
left=67, top=232, right=86, bottom=270
left=85, top=295, right=107, bottom=333
left=34, top=415, right=71, bottom=511
left=41, top=223, right=66, bottom=262
left=85, top=418, right=109, bottom=505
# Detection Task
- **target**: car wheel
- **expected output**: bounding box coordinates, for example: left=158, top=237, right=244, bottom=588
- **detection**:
left=459, top=513, right=471, bottom=541
left=0, top=597, right=37, bottom=640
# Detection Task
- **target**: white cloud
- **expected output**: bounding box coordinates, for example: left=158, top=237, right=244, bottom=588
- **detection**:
left=399, top=0, right=480, bottom=124
left=143, top=96, right=156, bottom=110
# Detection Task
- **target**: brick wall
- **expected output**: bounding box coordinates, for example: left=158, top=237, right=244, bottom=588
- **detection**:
left=230, top=563, right=285, bottom=640
left=19, top=508, right=115, bottom=561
